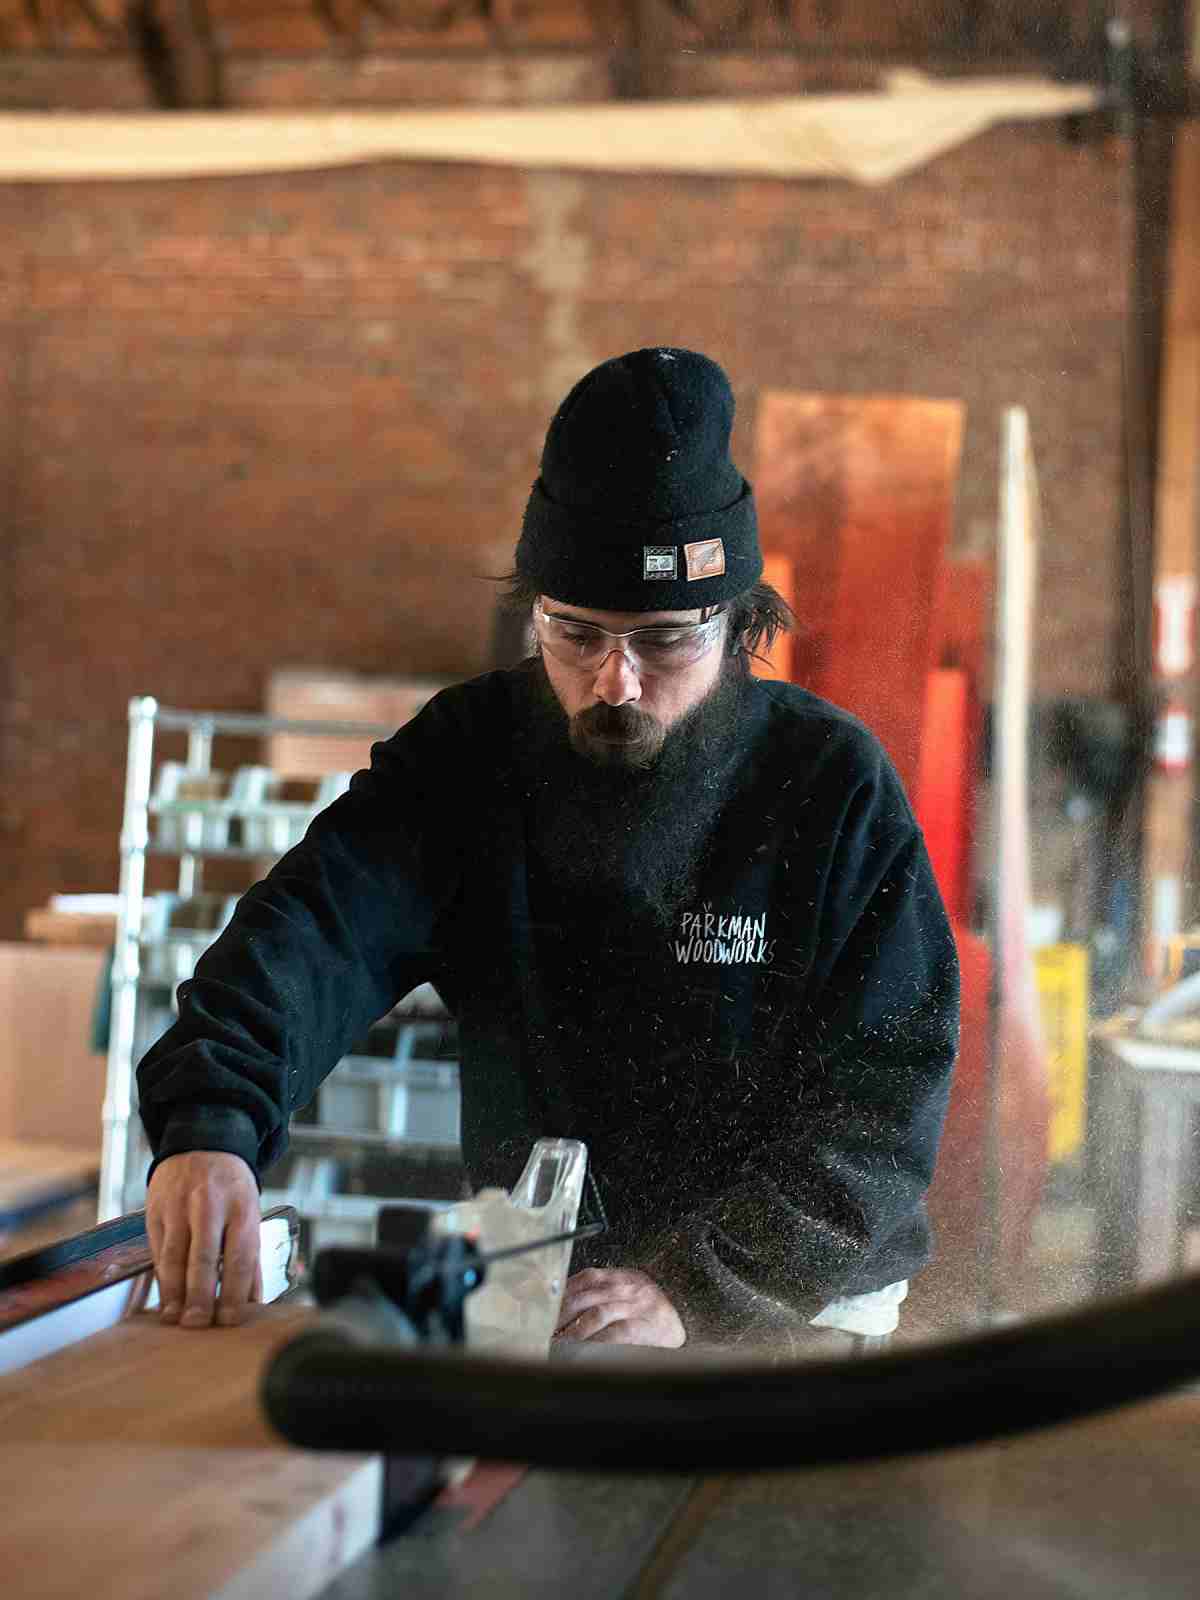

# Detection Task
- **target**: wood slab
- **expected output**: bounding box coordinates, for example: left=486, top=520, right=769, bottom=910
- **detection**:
left=0, top=1141, right=99, bottom=1225
left=0, top=943, right=108, bottom=1150
left=1, top=1303, right=381, bottom=1600
left=23, top=909, right=118, bottom=947
left=264, top=669, right=447, bottom=778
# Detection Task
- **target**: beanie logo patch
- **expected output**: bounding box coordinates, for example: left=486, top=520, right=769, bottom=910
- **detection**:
left=685, top=538, right=726, bottom=581
left=643, top=547, right=678, bottom=581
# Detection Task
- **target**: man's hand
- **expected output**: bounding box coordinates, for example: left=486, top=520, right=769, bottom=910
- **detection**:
left=145, top=1151, right=263, bottom=1329
left=553, top=1268, right=686, bottom=1348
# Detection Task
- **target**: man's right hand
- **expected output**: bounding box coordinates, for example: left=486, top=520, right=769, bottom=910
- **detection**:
left=145, top=1151, right=263, bottom=1329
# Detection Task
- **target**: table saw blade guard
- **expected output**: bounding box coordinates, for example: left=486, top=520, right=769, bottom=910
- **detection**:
left=429, top=1137, right=588, bottom=1357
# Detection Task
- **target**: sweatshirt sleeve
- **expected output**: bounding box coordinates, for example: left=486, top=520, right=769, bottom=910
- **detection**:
left=632, top=792, right=960, bottom=1350
left=135, top=707, right=466, bottom=1186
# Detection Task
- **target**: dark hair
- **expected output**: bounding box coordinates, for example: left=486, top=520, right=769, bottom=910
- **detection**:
left=723, top=579, right=795, bottom=667
left=494, top=571, right=794, bottom=669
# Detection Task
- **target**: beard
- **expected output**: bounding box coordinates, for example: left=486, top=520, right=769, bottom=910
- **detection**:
left=518, top=653, right=746, bottom=930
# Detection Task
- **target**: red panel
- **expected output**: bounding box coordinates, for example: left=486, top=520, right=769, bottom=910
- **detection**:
left=753, top=392, right=964, bottom=794
left=927, top=558, right=990, bottom=933
left=937, top=558, right=992, bottom=684
left=916, top=668, right=971, bottom=926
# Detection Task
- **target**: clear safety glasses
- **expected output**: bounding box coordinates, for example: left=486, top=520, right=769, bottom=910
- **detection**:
left=534, top=600, right=726, bottom=675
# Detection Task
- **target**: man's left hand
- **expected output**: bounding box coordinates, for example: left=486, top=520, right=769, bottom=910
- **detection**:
left=553, top=1267, right=685, bottom=1348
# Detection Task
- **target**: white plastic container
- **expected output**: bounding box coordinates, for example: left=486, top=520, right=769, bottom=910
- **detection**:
left=317, top=1056, right=461, bottom=1146
left=240, top=771, right=353, bottom=854
left=139, top=892, right=240, bottom=986
left=150, top=764, right=231, bottom=851
left=430, top=1138, right=589, bottom=1359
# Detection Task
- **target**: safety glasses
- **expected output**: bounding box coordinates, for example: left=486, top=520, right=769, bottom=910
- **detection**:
left=534, top=600, right=726, bottom=674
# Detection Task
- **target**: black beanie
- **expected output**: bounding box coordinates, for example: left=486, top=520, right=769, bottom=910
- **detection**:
left=516, top=346, right=761, bottom=612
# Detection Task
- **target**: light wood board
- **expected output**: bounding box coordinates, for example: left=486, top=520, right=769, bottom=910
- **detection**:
left=0, top=943, right=109, bottom=1151
left=1143, top=123, right=1200, bottom=970
left=0, top=1140, right=98, bottom=1222
left=0, top=80, right=1099, bottom=187
left=23, top=909, right=119, bottom=948
left=0, top=1303, right=381, bottom=1600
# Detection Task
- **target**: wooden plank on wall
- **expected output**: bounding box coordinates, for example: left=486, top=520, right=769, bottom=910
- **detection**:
left=985, top=408, right=1051, bottom=1310
left=1142, top=122, right=1200, bottom=976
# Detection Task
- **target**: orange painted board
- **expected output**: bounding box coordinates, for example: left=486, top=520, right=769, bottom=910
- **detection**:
left=754, top=392, right=964, bottom=794
left=937, top=557, right=992, bottom=683
left=933, top=557, right=990, bottom=923
left=916, top=669, right=972, bottom=926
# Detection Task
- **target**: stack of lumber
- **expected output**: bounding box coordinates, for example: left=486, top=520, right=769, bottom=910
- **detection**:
left=0, top=1304, right=381, bottom=1600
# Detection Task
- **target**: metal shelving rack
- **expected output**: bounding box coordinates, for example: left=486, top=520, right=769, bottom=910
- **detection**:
left=99, top=696, right=456, bottom=1225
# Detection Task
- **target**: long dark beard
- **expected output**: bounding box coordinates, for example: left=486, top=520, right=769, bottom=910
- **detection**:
left=519, top=655, right=745, bottom=929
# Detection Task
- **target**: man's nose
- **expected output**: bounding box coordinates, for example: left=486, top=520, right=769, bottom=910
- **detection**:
left=592, top=647, right=642, bottom=705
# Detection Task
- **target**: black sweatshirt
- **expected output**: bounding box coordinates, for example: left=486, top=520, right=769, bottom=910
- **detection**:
left=137, top=667, right=959, bottom=1345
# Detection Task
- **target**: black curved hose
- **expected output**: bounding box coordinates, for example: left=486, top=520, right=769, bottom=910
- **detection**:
left=261, top=1270, right=1200, bottom=1472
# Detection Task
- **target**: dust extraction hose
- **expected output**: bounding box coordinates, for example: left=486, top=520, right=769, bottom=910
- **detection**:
left=261, top=1270, right=1200, bottom=1471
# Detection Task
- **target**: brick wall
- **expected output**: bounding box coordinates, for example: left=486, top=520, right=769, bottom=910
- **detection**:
left=0, top=118, right=1128, bottom=935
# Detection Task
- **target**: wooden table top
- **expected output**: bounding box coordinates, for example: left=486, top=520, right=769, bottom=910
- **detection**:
left=1, top=1303, right=381, bottom=1600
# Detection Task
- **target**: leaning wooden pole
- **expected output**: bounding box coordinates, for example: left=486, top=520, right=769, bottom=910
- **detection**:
left=982, top=408, right=1049, bottom=1321
left=1142, top=121, right=1200, bottom=983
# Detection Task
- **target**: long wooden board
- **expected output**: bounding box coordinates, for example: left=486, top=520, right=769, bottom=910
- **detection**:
left=0, top=82, right=1100, bottom=186
left=0, top=1304, right=381, bottom=1600
left=0, top=1141, right=98, bottom=1228
left=1142, top=123, right=1200, bottom=974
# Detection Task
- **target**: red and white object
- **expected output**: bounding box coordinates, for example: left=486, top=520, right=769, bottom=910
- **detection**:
left=1154, top=576, right=1197, bottom=680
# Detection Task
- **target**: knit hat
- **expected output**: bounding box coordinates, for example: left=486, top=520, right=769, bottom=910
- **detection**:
left=516, top=347, right=761, bottom=612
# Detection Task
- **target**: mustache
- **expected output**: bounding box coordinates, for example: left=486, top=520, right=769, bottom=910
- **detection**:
left=577, top=703, right=657, bottom=739
left=570, top=702, right=665, bottom=768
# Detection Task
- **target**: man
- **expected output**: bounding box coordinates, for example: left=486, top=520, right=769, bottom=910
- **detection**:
left=138, top=347, right=959, bottom=1353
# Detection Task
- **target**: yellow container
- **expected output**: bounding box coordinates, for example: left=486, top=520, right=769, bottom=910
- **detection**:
left=1035, top=942, right=1090, bottom=1164
left=1161, top=929, right=1200, bottom=988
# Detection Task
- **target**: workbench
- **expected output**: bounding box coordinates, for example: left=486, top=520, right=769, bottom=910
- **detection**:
left=7, top=1292, right=1200, bottom=1599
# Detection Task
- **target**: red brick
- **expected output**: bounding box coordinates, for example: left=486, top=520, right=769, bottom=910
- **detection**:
left=0, top=104, right=1131, bottom=936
